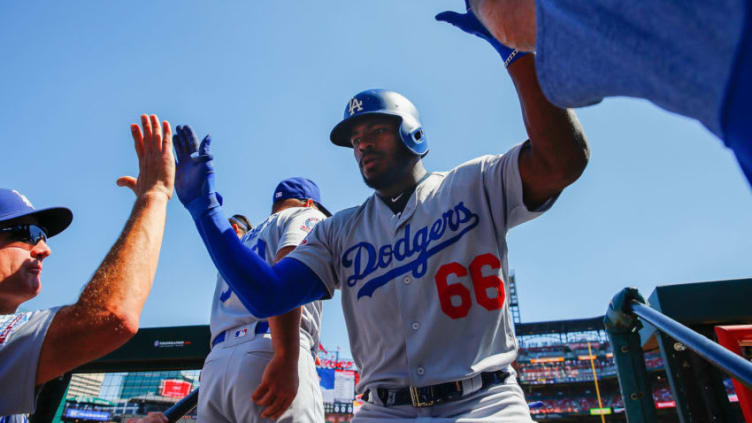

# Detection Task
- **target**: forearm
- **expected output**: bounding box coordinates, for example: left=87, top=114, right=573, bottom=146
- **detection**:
left=508, top=55, right=589, bottom=202
left=193, top=206, right=326, bottom=317
left=37, top=193, right=168, bottom=384
left=268, top=308, right=302, bottom=361
left=74, top=192, right=168, bottom=332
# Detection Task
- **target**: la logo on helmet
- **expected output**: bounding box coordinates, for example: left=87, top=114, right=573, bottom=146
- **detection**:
left=348, top=98, right=364, bottom=116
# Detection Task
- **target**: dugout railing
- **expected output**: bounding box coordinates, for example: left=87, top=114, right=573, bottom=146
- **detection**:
left=605, top=279, right=752, bottom=423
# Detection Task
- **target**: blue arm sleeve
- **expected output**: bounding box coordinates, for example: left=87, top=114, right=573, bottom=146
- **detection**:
left=192, top=205, right=329, bottom=318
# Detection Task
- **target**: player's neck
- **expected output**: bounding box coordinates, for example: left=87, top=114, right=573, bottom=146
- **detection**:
left=376, top=163, right=428, bottom=214
left=375, top=162, right=427, bottom=199
left=0, top=295, right=21, bottom=314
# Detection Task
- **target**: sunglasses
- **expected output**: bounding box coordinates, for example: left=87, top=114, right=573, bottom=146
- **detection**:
left=0, top=224, right=48, bottom=246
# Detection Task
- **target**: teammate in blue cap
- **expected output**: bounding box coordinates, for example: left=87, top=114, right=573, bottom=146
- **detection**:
left=199, top=177, right=329, bottom=422
left=438, top=0, right=752, bottom=187
left=0, top=114, right=175, bottom=420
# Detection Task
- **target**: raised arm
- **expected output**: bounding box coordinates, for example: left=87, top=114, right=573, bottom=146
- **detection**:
left=173, top=126, right=328, bottom=317
left=36, top=115, right=174, bottom=385
left=437, top=2, right=588, bottom=209
left=509, top=56, right=588, bottom=208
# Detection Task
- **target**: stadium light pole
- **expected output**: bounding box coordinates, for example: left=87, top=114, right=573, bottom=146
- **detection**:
left=587, top=341, right=607, bottom=423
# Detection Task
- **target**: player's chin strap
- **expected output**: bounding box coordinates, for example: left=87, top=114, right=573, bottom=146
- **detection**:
left=362, top=369, right=510, bottom=408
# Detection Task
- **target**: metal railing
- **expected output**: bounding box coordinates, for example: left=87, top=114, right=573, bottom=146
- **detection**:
left=630, top=302, right=752, bottom=390
left=604, top=288, right=752, bottom=423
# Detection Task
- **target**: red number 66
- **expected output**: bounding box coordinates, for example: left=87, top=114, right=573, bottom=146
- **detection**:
left=434, top=253, right=505, bottom=319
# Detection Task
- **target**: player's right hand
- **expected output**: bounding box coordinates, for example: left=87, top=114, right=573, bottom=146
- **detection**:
left=173, top=125, right=218, bottom=215
left=251, top=353, right=299, bottom=420
left=117, top=114, right=175, bottom=201
left=436, top=0, right=525, bottom=65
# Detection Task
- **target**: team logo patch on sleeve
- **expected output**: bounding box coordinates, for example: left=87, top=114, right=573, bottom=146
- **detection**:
left=0, top=312, right=32, bottom=345
left=300, top=217, right=320, bottom=232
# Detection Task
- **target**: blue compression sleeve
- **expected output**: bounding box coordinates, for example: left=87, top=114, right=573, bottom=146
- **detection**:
left=192, top=205, right=328, bottom=318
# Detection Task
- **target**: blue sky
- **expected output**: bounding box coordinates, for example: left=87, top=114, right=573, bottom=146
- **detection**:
left=4, top=1, right=750, bottom=360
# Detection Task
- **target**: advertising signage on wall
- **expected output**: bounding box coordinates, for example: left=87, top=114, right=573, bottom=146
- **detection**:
left=161, top=379, right=192, bottom=398
left=63, top=408, right=111, bottom=421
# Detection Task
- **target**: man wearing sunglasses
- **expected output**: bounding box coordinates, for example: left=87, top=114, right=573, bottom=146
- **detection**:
left=0, top=114, right=175, bottom=421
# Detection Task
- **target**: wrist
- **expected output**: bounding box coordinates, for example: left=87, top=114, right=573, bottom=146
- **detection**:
left=136, top=191, right=170, bottom=207
left=187, top=192, right=222, bottom=219
left=506, top=52, right=535, bottom=80
left=504, top=49, right=529, bottom=68
left=272, top=347, right=299, bottom=361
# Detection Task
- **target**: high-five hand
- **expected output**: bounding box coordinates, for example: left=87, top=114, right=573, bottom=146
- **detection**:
left=436, top=0, right=527, bottom=67
left=117, top=114, right=175, bottom=200
left=173, top=125, right=219, bottom=215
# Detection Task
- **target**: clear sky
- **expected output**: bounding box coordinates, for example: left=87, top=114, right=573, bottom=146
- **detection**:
left=4, top=1, right=751, bottom=360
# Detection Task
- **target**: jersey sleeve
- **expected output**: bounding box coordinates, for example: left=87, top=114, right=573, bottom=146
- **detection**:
left=0, top=308, right=59, bottom=415
left=482, top=143, right=557, bottom=232
left=285, top=216, right=339, bottom=298
left=277, top=208, right=327, bottom=253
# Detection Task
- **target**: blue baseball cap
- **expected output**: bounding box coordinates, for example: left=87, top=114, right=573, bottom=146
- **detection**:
left=273, top=177, right=332, bottom=217
left=0, top=189, right=73, bottom=237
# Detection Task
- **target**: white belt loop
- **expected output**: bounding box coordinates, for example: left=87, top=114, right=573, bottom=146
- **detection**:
left=460, top=374, right=483, bottom=396
left=365, top=388, right=380, bottom=405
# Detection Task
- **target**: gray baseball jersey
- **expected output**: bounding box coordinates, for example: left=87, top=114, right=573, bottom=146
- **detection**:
left=0, top=308, right=59, bottom=415
left=288, top=144, right=555, bottom=392
left=210, top=206, right=326, bottom=353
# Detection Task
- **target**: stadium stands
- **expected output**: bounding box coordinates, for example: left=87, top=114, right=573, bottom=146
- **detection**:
left=515, top=317, right=685, bottom=420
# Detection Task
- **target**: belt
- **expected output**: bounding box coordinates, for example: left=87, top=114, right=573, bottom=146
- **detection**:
left=362, top=370, right=510, bottom=408
left=211, top=321, right=270, bottom=348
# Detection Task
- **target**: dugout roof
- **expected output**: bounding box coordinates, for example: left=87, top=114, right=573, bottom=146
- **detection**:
left=515, top=316, right=604, bottom=336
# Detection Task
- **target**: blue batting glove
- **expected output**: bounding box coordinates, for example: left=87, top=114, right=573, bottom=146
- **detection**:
left=174, top=125, right=221, bottom=218
left=435, top=0, right=527, bottom=67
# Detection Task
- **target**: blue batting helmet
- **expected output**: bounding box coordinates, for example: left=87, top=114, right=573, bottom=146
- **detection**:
left=330, top=89, right=428, bottom=156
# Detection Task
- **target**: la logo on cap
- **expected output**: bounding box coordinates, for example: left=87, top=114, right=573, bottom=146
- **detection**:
left=12, top=190, right=33, bottom=208
left=275, top=192, right=283, bottom=198
left=348, top=98, right=363, bottom=116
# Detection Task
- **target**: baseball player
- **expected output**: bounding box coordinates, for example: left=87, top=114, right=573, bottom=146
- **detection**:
left=0, top=115, right=174, bottom=421
left=230, top=214, right=253, bottom=237
left=173, top=23, right=588, bottom=422
left=196, top=176, right=329, bottom=422
left=447, top=0, right=752, bottom=186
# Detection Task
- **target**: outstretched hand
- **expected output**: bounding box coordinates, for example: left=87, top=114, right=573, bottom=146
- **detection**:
left=117, top=114, right=175, bottom=200
left=251, top=354, right=299, bottom=420
left=173, top=125, right=219, bottom=215
left=436, top=0, right=525, bottom=66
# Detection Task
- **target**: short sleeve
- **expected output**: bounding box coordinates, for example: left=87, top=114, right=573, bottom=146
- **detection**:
left=277, top=208, right=327, bottom=254
left=286, top=216, right=340, bottom=297
left=482, top=143, right=557, bottom=232
left=0, top=308, right=59, bottom=415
